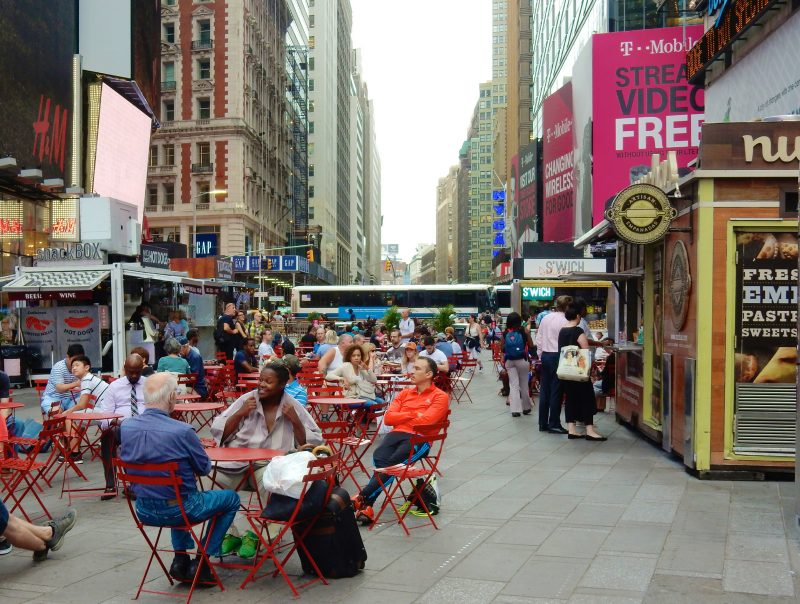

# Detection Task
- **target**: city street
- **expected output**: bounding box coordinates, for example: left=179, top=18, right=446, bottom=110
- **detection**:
left=1, top=358, right=798, bottom=603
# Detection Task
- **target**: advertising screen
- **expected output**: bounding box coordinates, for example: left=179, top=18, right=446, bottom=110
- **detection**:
left=734, top=231, right=797, bottom=385
left=93, top=83, right=152, bottom=222
left=542, top=83, right=574, bottom=242
left=508, top=153, right=519, bottom=258
left=0, top=0, right=74, bottom=181
left=592, top=26, right=705, bottom=225
left=513, top=143, right=538, bottom=258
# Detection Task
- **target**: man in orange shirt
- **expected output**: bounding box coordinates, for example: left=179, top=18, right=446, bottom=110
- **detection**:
left=354, top=357, right=449, bottom=524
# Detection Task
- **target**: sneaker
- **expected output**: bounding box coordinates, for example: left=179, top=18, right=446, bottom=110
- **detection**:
left=56, top=454, right=66, bottom=463
left=70, top=452, right=83, bottom=465
left=0, top=537, right=12, bottom=555
left=356, top=506, right=375, bottom=526
left=397, top=501, right=411, bottom=515
left=409, top=507, right=433, bottom=518
left=220, top=533, right=242, bottom=557
left=237, top=530, right=259, bottom=559
left=352, top=494, right=365, bottom=512
left=32, top=547, right=49, bottom=562
left=46, top=509, right=78, bottom=552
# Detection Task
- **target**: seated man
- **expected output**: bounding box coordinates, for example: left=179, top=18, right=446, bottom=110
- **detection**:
left=354, top=357, right=449, bottom=524
left=40, top=344, right=84, bottom=417
left=93, top=355, right=148, bottom=500
left=210, top=361, right=322, bottom=559
left=418, top=336, right=450, bottom=374
left=281, top=355, right=308, bottom=406
left=178, top=336, right=208, bottom=398
left=63, top=355, right=111, bottom=463
left=120, top=373, right=240, bottom=586
left=234, top=338, right=259, bottom=379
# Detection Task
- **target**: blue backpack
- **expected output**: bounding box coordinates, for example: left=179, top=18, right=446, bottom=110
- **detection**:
left=504, top=329, right=527, bottom=360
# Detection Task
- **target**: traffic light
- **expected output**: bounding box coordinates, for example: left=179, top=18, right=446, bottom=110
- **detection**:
left=306, top=248, right=314, bottom=262
left=384, top=259, right=392, bottom=272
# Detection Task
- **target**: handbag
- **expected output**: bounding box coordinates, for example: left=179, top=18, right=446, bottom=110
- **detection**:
left=556, top=345, right=591, bottom=382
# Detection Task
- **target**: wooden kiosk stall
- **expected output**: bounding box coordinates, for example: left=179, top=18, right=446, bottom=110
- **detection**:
left=579, top=120, right=799, bottom=477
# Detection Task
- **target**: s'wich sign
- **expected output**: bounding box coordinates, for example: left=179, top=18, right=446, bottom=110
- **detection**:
left=606, top=183, right=677, bottom=245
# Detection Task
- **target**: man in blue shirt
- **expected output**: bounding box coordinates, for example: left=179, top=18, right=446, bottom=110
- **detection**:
left=281, top=355, right=307, bottom=406
left=120, top=372, right=239, bottom=586
left=40, top=344, right=84, bottom=416
left=177, top=335, right=207, bottom=398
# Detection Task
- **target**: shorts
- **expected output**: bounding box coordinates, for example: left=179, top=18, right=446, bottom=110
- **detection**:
left=0, top=499, right=9, bottom=535
left=41, top=397, right=76, bottom=415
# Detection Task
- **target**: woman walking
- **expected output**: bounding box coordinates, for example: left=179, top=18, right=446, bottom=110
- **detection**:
left=465, top=314, right=484, bottom=371
left=558, top=303, right=606, bottom=441
left=501, top=312, right=533, bottom=417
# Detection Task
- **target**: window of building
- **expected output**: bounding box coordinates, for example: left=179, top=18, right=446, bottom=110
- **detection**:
left=197, top=181, right=210, bottom=197
left=164, top=23, right=175, bottom=43
left=308, top=56, right=314, bottom=70
left=197, top=142, right=211, bottom=165
left=163, top=61, right=175, bottom=85
left=198, top=98, right=210, bottom=119
left=163, top=101, right=175, bottom=121
left=308, top=101, right=314, bottom=112
left=308, top=164, right=315, bottom=176
left=198, top=59, right=211, bottom=80
left=164, top=183, right=175, bottom=205
left=308, top=120, right=314, bottom=134
left=147, top=186, right=158, bottom=206
left=308, top=35, right=315, bottom=49
left=308, top=78, right=314, bottom=92
left=148, top=146, right=158, bottom=167
left=164, top=0, right=176, bottom=5
left=198, top=20, right=211, bottom=43
left=309, top=14, right=314, bottom=27
left=308, top=142, right=314, bottom=155
left=309, top=185, right=315, bottom=198
left=163, top=144, right=175, bottom=166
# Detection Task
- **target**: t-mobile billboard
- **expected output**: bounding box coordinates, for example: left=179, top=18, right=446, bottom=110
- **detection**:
left=592, top=26, right=705, bottom=225
left=542, top=82, right=574, bottom=242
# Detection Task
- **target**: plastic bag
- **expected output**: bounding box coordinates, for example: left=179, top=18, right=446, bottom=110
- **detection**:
left=556, top=345, right=591, bottom=382
left=261, top=451, right=316, bottom=498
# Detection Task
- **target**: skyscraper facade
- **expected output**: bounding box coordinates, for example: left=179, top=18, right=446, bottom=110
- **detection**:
left=435, top=165, right=459, bottom=284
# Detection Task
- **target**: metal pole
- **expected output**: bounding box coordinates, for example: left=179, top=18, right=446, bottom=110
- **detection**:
left=193, top=200, right=197, bottom=258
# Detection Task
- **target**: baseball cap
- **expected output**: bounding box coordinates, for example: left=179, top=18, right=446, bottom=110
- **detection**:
left=436, top=332, right=446, bottom=341
left=176, top=336, right=189, bottom=345
left=404, top=342, right=417, bottom=350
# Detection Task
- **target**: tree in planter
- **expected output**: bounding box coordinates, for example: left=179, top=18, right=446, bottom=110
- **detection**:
left=307, top=311, right=321, bottom=323
left=431, top=305, right=456, bottom=334
left=382, top=306, right=401, bottom=331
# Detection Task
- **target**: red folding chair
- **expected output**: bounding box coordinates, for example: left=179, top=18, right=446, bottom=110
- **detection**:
left=114, top=459, right=224, bottom=602
left=451, top=358, right=477, bottom=404
left=367, top=418, right=450, bottom=536
left=337, top=402, right=388, bottom=491
left=1, top=418, right=66, bottom=522
left=240, top=453, right=338, bottom=595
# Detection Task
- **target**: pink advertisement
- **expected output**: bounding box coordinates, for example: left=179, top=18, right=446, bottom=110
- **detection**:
left=592, top=26, right=705, bottom=225
left=542, top=82, right=574, bottom=242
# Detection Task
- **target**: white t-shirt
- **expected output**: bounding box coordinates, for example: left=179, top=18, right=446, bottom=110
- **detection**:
left=419, top=348, right=448, bottom=367
left=80, top=373, right=110, bottom=407
left=399, top=318, right=415, bottom=340
left=258, top=342, right=275, bottom=358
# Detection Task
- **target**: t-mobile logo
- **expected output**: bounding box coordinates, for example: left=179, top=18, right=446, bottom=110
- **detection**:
left=620, top=41, right=634, bottom=56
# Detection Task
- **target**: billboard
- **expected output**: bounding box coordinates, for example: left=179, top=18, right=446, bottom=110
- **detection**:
left=511, top=143, right=537, bottom=258
left=508, top=153, right=519, bottom=258
left=542, top=83, right=575, bottom=242
left=0, top=0, right=75, bottom=181
left=592, top=26, right=705, bottom=225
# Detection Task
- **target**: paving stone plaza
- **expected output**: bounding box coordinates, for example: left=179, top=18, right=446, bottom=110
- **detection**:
left=2, top=357, right=799, bottom=603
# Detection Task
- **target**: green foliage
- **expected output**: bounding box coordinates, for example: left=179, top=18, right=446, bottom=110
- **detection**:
left=431, top=305, right=456, bottom=334
left=382, top=306, right=401, bottom=331
left=307, top=311, right=321, bottom=322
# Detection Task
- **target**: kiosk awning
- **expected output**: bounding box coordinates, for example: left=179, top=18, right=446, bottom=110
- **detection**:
left=574, top=220, right=615, bottom=248
left=559, top=268, right=643, bottom=282
left=3, top=269, right=110, bottom=301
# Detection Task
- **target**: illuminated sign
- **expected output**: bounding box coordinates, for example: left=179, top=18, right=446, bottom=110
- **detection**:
left=522, top=286, right=555, bottom=301
left=0, top=201, right=23, bottom=240
left=606, top=183, right=677, bottom=245
left=50, top=199, right=79, bottom=241
left=492, top=190, right=505, bottom=201
left=36, top=242, right=104, bottom=263
left=687, top=0, right=777, bottom=84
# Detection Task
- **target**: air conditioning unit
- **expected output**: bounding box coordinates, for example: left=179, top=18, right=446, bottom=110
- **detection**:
left=79, top=196, right=141, bottom=256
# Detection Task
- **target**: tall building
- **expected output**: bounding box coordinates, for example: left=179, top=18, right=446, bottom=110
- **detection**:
left=146, top=0, right=296, bottom=257
left=409, top=244, right=435, bottom=285
left=308, top=0, right=353, bottom=282
left=491, top=0, right=509, bottom=185
left=505, top=0, right=532, bottom=180
left=435, top=165, right=459, bottom=284
left=364, top=98, right=382, bottom=284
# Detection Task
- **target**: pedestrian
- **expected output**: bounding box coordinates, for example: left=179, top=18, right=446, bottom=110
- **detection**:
left=502, top=312, right=533, bottom=417
left=398, top=308, right=415, bottom=343
left=215, top=303, right=237, bottom=360
left=246, top=310, right=267, bottom=342
left=558, top=303, right=606, bottom=441
left=233, top=310, right=248, bottom=352
left=465, top=314, right=484, bottom=371
left=534, top=295, right=572, bottom=434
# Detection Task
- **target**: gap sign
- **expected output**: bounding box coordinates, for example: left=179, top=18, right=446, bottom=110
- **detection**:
left=522, top=286, right=555, bottom=301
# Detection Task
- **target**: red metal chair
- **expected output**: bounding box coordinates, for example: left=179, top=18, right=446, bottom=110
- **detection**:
left=367, top=418, right=450, bottom=536
left=450, top=358, right=477, bottom=404
left=114, top=459, right=224, bottom=602
left=240, top=453, right=338, bottom=595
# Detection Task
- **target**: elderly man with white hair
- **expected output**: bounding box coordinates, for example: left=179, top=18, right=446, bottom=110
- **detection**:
left=120, top=372, right=239, bottom=587
left=318, top=332, right=353, bottom=374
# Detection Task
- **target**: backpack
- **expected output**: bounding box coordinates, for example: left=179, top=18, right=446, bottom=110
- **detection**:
left=504, top=329, right=526, bottom=360
left=406, top=476, right=440, bottom=515
left=292, top=485, right=367, bottom=579
left=213, top=317, right=226, bottom=346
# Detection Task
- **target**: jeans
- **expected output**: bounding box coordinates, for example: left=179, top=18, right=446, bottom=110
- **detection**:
left=135, top=490, right=240, bottom=557
left=360, top=432, right=430, bottom=505
left=538, top=352, right=563, bottom=429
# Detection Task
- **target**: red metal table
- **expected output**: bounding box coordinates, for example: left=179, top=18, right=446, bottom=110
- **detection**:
left=59, top=411, right=123, bottom=503
left=205, top=447, right=286, bottom=510
left=172, top=402, right=224, bottom=431
left=307, top=396, right=367, bottom=423
left=176, top=392, right=201, bottom=401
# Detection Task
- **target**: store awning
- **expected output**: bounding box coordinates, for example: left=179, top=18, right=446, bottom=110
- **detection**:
left=559, top=268, right=644, bottom=282
left=3, top=269, right=110, bottom=301
left=574, top=219, right=615, bottom=248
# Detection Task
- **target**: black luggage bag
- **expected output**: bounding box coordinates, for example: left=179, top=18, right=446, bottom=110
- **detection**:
left=293, top=485, right=367, bottom=579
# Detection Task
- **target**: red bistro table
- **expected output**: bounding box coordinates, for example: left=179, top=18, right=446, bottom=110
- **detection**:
left=172, top=402, right=224, bottom=431
left=59, top=411, right=123, bottom=503
left=205, top=447, right=285, bottom=511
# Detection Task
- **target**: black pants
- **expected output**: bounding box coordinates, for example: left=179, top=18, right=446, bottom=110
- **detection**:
left=100, top=425, right=121, bottom=489
left=563, top=380, right=595, bottom=425
left=360, top=432, right=413, bottom=505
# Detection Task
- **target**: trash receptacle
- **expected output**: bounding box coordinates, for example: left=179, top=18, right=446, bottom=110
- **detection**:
left=1, top=345, right=30, bottom=386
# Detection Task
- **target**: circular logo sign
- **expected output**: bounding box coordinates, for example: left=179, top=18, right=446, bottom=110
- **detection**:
left=668, top=240, right=691, bottom=331
left=605, top=184, right=678, bottom=245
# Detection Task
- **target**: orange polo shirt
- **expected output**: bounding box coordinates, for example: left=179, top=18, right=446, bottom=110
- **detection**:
left=383, top=384, right=449, bottom=434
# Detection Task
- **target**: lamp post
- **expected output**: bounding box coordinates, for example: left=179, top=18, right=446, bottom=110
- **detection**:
left=192, top=189, right=227, bottom=258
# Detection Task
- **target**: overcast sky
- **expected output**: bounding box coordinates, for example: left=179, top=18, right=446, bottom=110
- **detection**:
left=350, top=0, right=492, bottom=263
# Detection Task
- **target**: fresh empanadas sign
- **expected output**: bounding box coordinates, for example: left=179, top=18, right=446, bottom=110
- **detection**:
left=735, top=231, right=798, bottom=384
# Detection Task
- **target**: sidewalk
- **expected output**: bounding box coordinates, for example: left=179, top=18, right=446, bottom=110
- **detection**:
left=1, top=358, right=798, bottom=603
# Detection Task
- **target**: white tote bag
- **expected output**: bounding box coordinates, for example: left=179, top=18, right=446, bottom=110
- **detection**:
left=556, top=345, right=591, bottom=382
left=261, top=451, right=316, bottom=498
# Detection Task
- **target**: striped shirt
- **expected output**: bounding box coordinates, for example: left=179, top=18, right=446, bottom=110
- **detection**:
left=42, top=359, right=77, bottom=408
left=284, top=379, right=308, bottom=406
left=80, top=373, right=110, bottom=407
